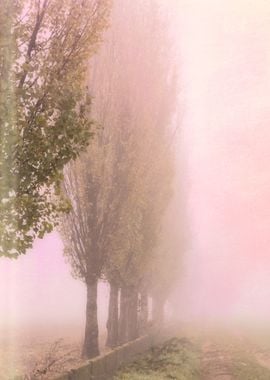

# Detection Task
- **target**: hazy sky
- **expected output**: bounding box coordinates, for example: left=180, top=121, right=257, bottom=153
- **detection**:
left=1, top=0, right=270, bottom=329
left=179, top=0, right=270, bottom=321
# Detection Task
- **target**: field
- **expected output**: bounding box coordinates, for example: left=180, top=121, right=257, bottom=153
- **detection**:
left=2, top=325, right=270, bottom=379
left=0, top=325, right=107, bottom=379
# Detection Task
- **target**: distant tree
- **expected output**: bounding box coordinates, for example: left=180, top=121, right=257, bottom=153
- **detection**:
left=149, top=174, right=189, bottom=326
left=99, top=0, right=178, bottom=345
left=108, top=129, right=174, bottom=343
left=0, top=0, right=110, bottom=258
left=61, top=0, right=179, bottom=354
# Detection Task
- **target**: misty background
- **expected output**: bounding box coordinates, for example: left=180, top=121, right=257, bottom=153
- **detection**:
left=1, top=0, right=270, bottom=333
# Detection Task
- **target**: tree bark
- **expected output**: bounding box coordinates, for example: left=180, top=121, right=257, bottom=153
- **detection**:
left=119, top=286, right=139, bottom=343
left=106, top=281, right=119, bottom=348
left=139, top=290, right=148, bottom=333
left=119, top=287, right=129, bottom=344
left=153, top=295, right=165, bottom=326
left=82, top=279, right=99, bottom=358
left=127, top=288, right=138, bottom=340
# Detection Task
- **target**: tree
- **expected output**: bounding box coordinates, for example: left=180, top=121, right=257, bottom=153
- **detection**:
left=60, top=108, right=135, bottom=355
left=149, top=168, right=189, bottom=326
left=109, top=128, right=174, bottom=343
left=60, top=124, right=126, bottom=357
left=0, top=0, right=110, bottom=258
left=100, top=0, right=178, bottom=345
left=61, top=0, right=179, bottom=354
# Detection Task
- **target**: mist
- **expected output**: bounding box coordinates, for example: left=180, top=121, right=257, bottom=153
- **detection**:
left=1, top=0, right=270, bottom=378
left=175, top=0, right=270, bottom=324
left=1, top=0, right=270, bottom=332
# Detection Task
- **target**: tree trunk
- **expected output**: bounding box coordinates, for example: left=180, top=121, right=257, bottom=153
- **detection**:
left=119, top=286, right=139, bottom=343
left=139, top=290, right=148, bottom=333
left=127, top=288, right=138, bottom=340
left=106, top=281, right=119, bottom=348
left=82, top=279, right=99, bottom=359
left=153, top=295, right=165, bottom=326
left=119, top=287, right=129, bottom=344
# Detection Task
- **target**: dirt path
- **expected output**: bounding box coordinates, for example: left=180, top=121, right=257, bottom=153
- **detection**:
left=200, top=341, right=233, bottom=380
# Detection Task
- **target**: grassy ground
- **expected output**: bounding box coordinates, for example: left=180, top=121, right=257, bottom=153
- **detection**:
left=222, top=333, right=270, bottom=380
left=114, top=327, right=270, bottom=380
left=232, top=350, right=270, bottom=380
left=114, top=337, right=201, bottom=380
left=198, top=327, right=270, bottom=380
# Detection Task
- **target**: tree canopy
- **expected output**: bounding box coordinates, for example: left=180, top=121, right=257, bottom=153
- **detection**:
left=0, top=0, right=110, bottom=258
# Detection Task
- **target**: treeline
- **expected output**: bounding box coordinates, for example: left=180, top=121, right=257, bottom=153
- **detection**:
left=61, top=0, right=179, bottom=358
left=0, top=0, right=180, bottom=360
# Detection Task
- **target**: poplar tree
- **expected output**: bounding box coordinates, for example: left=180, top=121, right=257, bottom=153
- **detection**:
left=61, top=135, right=120, bottom=358
left=0, top=0, right=110, bottom=258
left=61, top=0, right=179, bottom=354
left=102, top=0, right=178, bottom=345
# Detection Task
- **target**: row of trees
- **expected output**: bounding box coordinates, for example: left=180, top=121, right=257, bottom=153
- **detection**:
left=61, top=0, right=180, bottom=358
left=1, top=0, right=182, bottom=361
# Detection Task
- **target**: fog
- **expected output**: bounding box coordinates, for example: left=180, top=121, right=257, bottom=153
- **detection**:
left=1, top=0, right=270, bottom=345
left=178, top=0, right=270, bottom=324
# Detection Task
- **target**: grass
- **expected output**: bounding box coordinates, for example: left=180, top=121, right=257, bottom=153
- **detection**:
left=196, top=327, right=270, bottom=380
left=114, top=327, right=270, bottom=380
left=114, top=337, right=200, bottom=380
left=229, top=343, right=270, bottom=380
